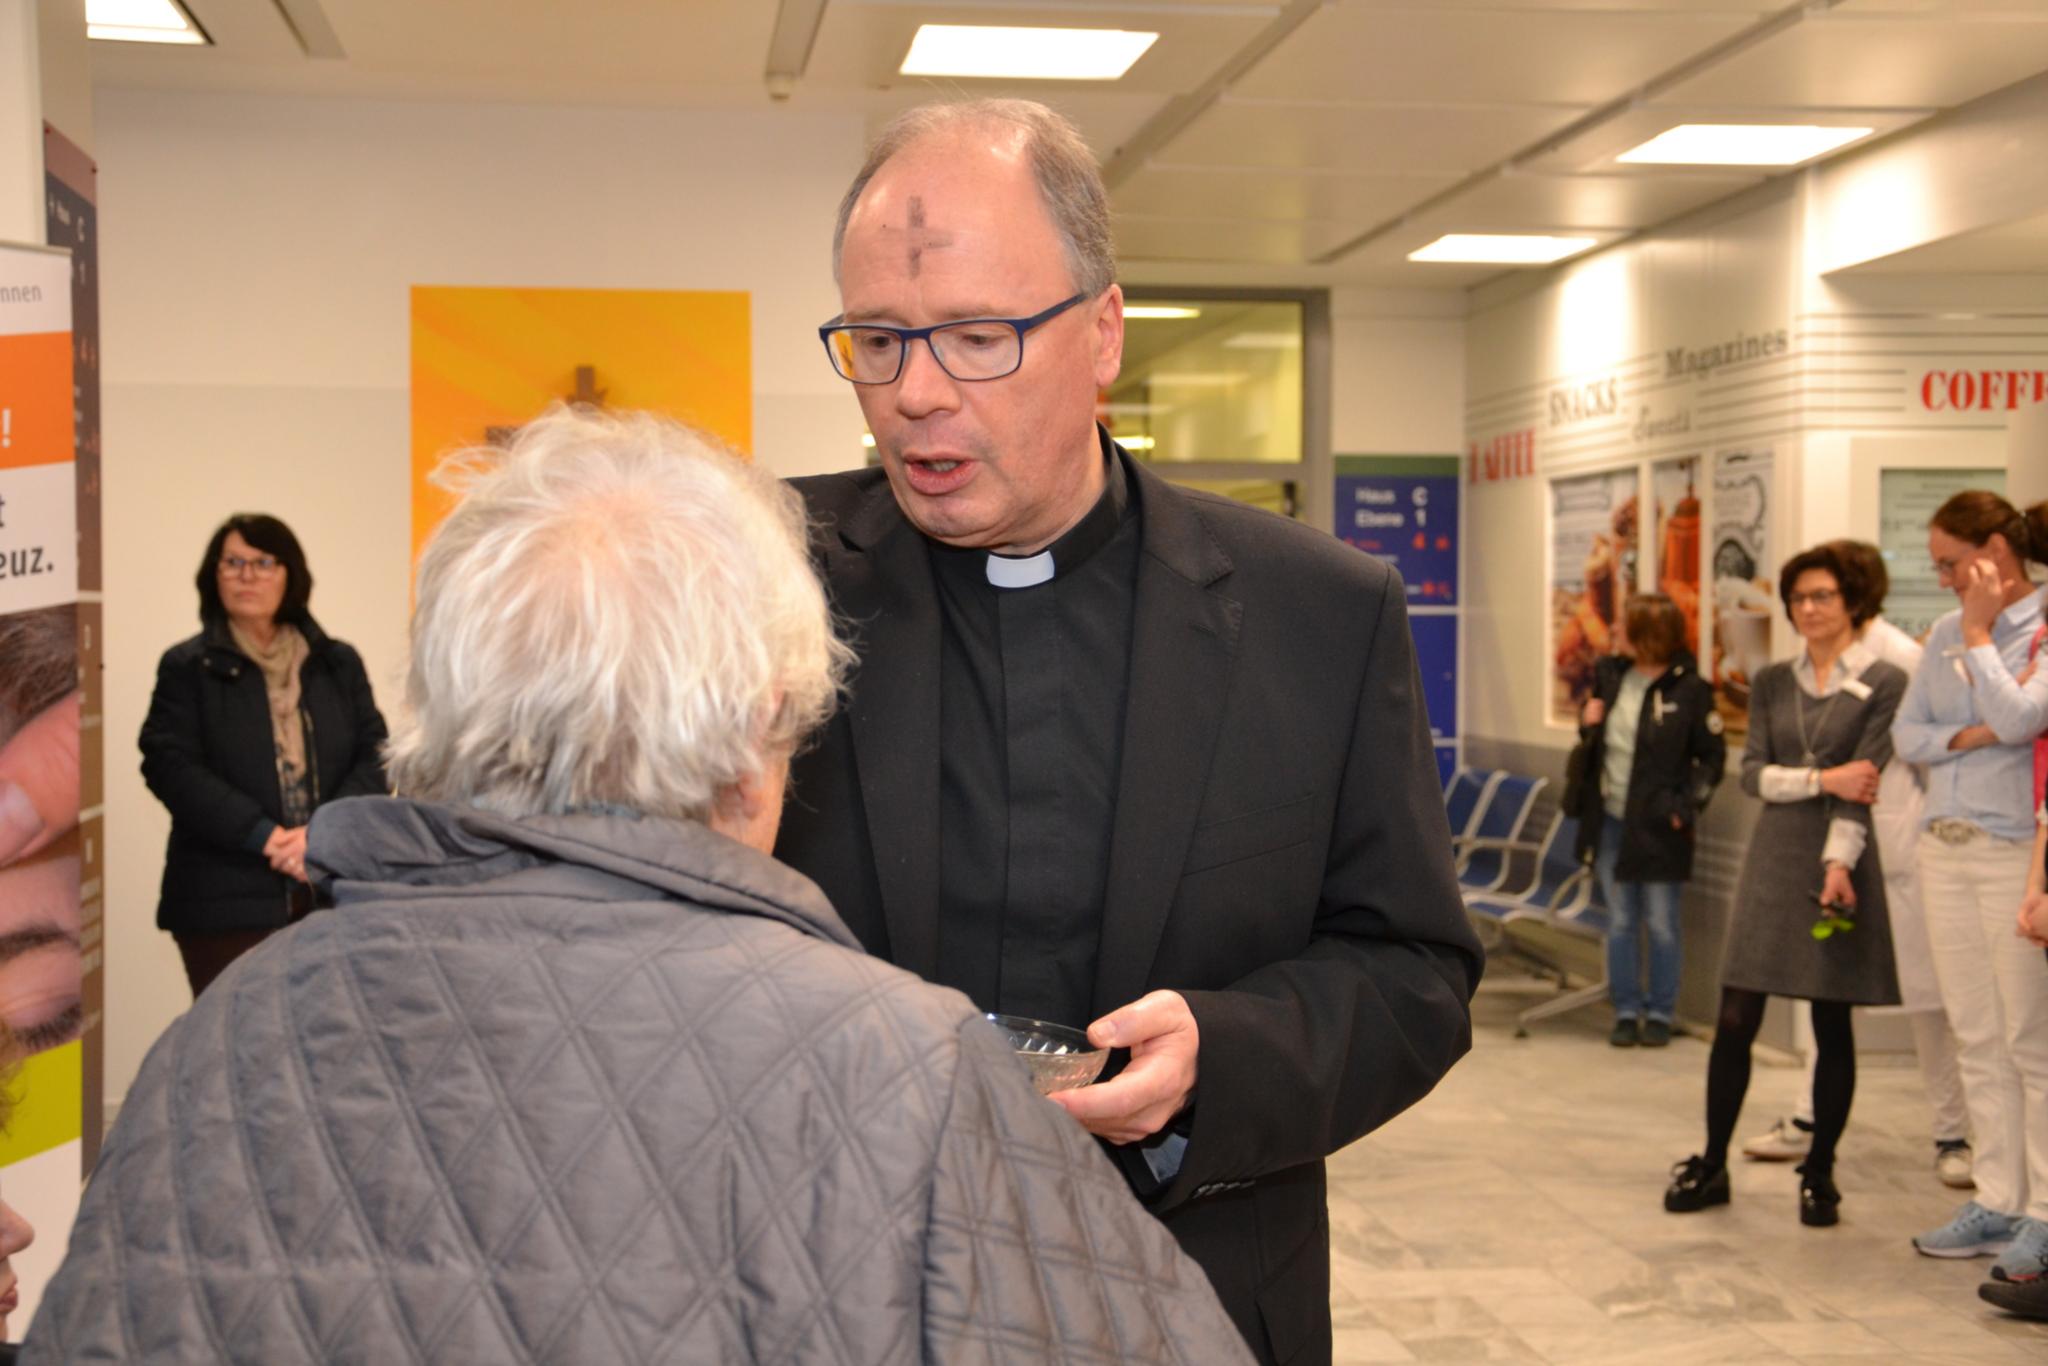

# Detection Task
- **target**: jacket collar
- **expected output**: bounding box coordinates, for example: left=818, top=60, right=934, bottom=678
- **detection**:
left=820, top=431, right=1240, bottom=1009
left=201, top=612, right=336, bottom=664
left=308, top=796, right=862, bottom=952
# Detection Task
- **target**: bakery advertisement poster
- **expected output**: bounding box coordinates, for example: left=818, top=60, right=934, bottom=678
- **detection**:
left=1649, top=457, right=1704, bottom=662
left=1710, top=449, right=1775, bottom=736
left=1548, top=468, right=1639, bottom=725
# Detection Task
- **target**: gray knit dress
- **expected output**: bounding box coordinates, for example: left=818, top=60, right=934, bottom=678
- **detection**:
left=1720, top=657, right=1907, bottom=1005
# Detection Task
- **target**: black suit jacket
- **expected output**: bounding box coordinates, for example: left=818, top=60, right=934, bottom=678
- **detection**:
left=776, top=451, right=1481, bottom=1366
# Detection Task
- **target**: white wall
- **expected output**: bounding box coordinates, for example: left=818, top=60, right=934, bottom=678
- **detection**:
left=94, top=88, right=871, bottom=1109
left=1330, top=287, right=1466, bottom=456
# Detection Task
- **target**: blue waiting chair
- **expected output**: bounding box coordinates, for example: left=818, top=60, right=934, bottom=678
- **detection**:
left=1442, top=767, right=1503, bottom=846
left=1453, top=774, right=1548, bottom=895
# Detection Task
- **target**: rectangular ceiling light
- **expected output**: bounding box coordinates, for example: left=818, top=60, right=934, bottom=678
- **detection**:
left=87, top=0, right=207, bottom=43
left=1617, top=124, right=1873, bottom=166
left=1409, top=234, right=1598, bottom=265
left=1124, top=305, right=1201, bottom=320
left=900, top=25, right=1158, bottom=81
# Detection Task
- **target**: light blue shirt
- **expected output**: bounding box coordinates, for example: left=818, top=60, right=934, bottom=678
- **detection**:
left=1891, top=587, right=2048, bottom=842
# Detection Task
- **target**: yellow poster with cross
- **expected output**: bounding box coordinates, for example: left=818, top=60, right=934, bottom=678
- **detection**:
left=409, top=286, right=752, bottom=563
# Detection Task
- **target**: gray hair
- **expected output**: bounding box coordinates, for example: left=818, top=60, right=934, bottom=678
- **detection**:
left=832, top=99, right=1115, bottom=298
left=385, top=405, right=852, bottom=824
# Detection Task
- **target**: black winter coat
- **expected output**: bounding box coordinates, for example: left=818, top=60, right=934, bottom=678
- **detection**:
left=1571, top=652, right=1727, bottom=882
left=140, top=616, right=389, bottom=935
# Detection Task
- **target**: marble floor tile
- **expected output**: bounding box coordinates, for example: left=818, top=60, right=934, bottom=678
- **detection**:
left=1329, top=1325, right=1416, bottom=1363
left=1322, top=971, right=2048, bottom=1364
left=1749, top=1320, right=1898, bottom=1355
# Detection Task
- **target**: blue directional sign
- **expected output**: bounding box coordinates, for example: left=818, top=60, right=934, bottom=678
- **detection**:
left=1335, top=456, right=1460, bottom=607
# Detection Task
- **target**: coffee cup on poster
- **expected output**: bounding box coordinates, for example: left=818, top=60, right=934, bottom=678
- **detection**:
left=1715, top=577, right=1773, bottom=679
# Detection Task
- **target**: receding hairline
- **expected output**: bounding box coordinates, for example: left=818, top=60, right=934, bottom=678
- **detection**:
left=839, top=125, right=1049, bottom=241
left=833, top=100, right=1115, bottom=298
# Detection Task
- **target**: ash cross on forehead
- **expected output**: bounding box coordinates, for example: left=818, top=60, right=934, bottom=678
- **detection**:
left=904, top=197, right=954, bottom=279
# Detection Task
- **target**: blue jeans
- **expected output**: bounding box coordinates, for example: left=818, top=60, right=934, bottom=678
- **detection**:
left=1594, top=817, right=1684, bottom=1023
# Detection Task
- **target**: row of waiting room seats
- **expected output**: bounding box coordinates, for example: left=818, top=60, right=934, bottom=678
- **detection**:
left=1442, top=767, right=1616, bottom=1037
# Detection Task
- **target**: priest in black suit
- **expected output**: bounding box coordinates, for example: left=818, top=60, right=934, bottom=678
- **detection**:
left=776, top=97, right=1482, bottom=1366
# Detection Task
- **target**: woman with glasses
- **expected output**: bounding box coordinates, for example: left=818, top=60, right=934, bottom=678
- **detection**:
left=140, top=514, right=389, bottom=996
left=1665, top=542, right=1905, bottom=1229
left=1894, top=491, right=2048, bottom=1288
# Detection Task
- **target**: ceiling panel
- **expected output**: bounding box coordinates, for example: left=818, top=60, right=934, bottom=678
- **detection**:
left=1163, top=99, right=1591, bottom=175
left=1841, top=207, right=2048, bottom=273
left=1115, top=213, right=1341, bottom=267
left=1112, top=165, right=1460, bottom=224
left=852, top=88, right=1170, bottom=164
left=1655, top=12, right=2048, bottom=108
left=1407, top=170, right=1765, bottom=230
left=1235, top=4, right=1758, bottom=105
left=1332, top=1, right=1781, bottom=10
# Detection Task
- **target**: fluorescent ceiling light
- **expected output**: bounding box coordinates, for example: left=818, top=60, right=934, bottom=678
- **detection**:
left=900, top=25, right=1158, bottom=81
left=1222, top=332, right=1301, bottom=350
left=1124, top=305, right=1202, bottom=321
left=1120, top=435, right=1157, bottom=451
left=860, top=433, right=876, bottom=448
left=1617, top=124, right=1872, bottom=167
left=88, top=0, right=205, bottom=43
left=1144, top=373, right=1245, bottom=388
left=1409, top=234, right=1598, bottom=265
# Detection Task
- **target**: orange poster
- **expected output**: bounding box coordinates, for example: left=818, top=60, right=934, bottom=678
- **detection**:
left=409, top=286, right=752, bottom=562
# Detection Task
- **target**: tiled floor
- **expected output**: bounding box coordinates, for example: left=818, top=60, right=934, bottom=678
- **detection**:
left=1324, top=969, right=2048, bottom=1364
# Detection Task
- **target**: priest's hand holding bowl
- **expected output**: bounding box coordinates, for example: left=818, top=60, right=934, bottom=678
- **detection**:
left=1047, top=988, right=1199, bottom=1144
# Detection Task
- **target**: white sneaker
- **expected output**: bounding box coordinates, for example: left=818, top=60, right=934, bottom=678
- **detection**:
left=1935, top=1140, right=1976, bottom=1190
left=1741, top=1116, right=1812, bottom=1161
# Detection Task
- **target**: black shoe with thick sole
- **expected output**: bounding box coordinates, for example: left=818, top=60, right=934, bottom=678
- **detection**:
left=1979, top=1275, right=2048, bottom=1320
left=1610, top=1017, right=1640, bottom=1048
left=1797, top=1163, right=1840, bottom=1228
left=1642, top=1019, right=1673, bottom=1047
left=1665, top=1156, right=1730, bottom=1213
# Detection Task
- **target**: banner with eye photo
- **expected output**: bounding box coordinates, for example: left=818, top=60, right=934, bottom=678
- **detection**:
left=0, top=235, right=84, bottom=1336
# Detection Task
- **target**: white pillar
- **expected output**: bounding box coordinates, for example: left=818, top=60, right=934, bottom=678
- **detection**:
left=2011, top=402, right=2048, bottom=512
left=0, top=0, right=46, bottom=245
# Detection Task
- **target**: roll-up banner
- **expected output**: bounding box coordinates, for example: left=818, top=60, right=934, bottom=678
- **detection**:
left=0, top=234, right=83, bottom=1334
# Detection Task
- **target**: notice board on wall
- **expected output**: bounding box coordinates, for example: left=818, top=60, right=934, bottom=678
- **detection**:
left=1336, top=455, right=1461, bottom=784
left=0, top=236, right=85, bottom=1336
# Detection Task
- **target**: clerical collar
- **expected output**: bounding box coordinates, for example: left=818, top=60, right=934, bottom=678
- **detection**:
left=978, top=436, right=1129, bottom=589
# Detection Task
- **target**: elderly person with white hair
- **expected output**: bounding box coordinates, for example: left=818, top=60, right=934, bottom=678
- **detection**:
left=22, top=407, right=1248, bottom=1366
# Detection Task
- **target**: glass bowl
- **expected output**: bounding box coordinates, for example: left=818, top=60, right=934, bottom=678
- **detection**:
left=984, top=1013, right=1109, bottom=1095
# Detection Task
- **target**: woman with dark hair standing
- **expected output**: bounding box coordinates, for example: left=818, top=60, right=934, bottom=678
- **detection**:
left=1895, top=491, right=2048, bottom=1287
left=1573, top=592, right=1726, bottom=1048
left=139, top=514, right=389, bottom=996
left=1665, top=542, right=1905, bottom=1228
left=1744, top=541, right=1975, bottom=1190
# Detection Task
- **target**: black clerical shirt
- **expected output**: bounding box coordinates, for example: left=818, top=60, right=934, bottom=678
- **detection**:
left=929, top=441, right=1140, bottom=1029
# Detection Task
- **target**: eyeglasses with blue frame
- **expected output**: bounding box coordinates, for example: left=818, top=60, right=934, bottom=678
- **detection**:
left=818, top=292, right=1089, bottom=385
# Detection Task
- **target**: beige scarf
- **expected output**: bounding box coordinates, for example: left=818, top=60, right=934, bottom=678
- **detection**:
left=229, top=620, right=310, bottom=814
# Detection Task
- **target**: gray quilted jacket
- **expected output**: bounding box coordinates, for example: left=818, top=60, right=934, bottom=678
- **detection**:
left=25, top=799, right=1249, bottom=1365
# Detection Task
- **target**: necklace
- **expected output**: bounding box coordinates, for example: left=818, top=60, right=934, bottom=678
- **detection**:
left=1792, top=659, right=1847, bottom=767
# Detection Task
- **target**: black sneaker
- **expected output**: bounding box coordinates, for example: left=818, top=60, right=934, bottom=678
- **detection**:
left=1979, top=1274, right=2048, bottom=1320
left=1665, top=1156, right=1730, bottom=1213
left=1610, top=1017, right=1640, bottom=1048
left=1798, top=1163, right=1840, bottom=1228
left=1641, top=1019, right=1673, bottom=1047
